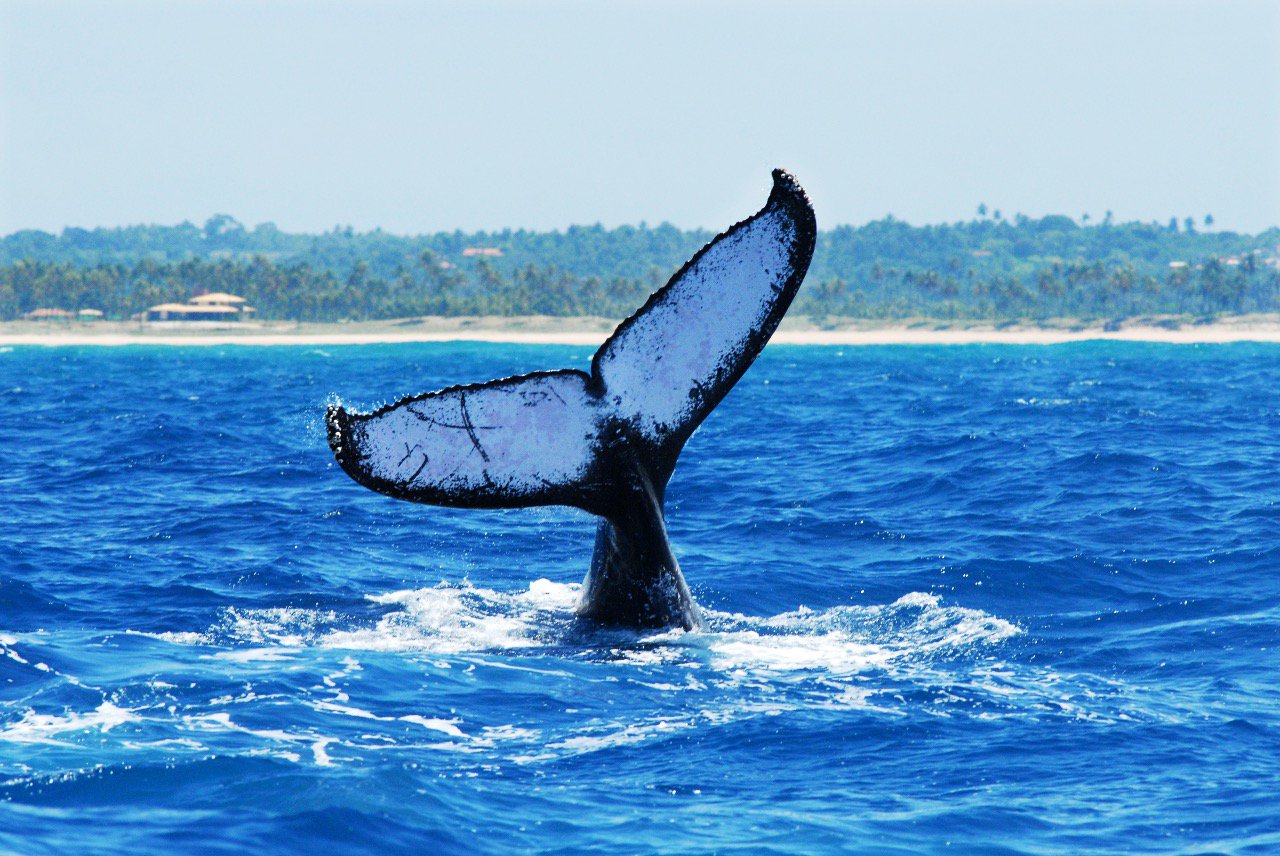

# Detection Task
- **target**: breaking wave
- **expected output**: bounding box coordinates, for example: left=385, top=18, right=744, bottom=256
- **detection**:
left=0, top=579, right=1178, bottom=777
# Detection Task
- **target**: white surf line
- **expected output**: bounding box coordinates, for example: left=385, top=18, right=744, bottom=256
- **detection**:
left=8, top=325, right=1280, bottom=347
left=771, top=326, right=1280, bottom=345
left=0, top=331, right=611, bottom=347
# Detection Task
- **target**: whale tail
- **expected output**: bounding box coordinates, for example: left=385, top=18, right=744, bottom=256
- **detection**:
left=327, top=169, right=817, bottom=629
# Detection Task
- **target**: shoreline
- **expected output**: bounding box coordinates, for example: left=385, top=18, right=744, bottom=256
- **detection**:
left=7, top=316, right=1280, bottom=347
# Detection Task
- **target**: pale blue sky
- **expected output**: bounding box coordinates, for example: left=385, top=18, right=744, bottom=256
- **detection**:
left=2, top=0, right=1277, bottom=234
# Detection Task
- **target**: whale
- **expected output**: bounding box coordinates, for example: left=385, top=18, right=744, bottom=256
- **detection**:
left=326, top=169, right=816, bottom=631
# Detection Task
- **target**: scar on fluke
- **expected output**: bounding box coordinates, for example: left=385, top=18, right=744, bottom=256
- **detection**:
left=327, top=169, right=816, bottom=631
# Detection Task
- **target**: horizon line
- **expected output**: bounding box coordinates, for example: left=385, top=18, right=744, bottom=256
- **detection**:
left=4, top=212, right=1277, bottom=241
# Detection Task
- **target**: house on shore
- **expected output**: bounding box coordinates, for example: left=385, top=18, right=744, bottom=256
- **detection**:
left=23, top=308, right=75, bottom=321
left=144, top=293, right=256, bottom=322
left=190, top=292, right=252, bottom=311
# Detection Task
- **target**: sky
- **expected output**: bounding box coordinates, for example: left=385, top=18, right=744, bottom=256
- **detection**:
left=1, top=0, right=1278, bottom=235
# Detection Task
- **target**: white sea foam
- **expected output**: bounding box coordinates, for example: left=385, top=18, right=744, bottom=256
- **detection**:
left=222, top=607, right=342, bottom=646
left=546, top=717, right=695, bottom=757
left=316, top=580, right=578, bottom=654
left=400, top=715, right=468, bottom=737
left=603, top=591, right=1021, bottom=681
left=0, top=702, right=139, bottom=745
left=706, top=631, right=893, bottom=673
left=3, top=583, right=1180, bottom=775
left=179, top=710, right=345, bottom=765
left=1016, top=397, right=1081, bottom=406
left=140, top=580, right=580, bottom=656
left=148, top=631, right=208, bottom=645
left=141, top=581, right=1018, bottom=675
left=93, top=581, right=1043, bottom=766
left=1, top=635, right=29, bottom=664
left=311, top=737, right=334, bottom=766
left=212, top=648, right=297, bottom=662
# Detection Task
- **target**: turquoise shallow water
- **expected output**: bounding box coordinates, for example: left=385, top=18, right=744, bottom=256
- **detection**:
left=1, top=342, right=1278, bottom=854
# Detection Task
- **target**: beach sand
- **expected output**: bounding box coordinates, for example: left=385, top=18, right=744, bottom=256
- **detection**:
left=5, top=314, right=1280, bottom=347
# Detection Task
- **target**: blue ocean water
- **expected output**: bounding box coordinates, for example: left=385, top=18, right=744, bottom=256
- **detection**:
left=2, top=341, right=1278, bottom=854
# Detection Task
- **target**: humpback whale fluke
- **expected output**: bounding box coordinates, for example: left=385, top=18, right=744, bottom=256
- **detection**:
left=327, top=169, right=817, bottom=631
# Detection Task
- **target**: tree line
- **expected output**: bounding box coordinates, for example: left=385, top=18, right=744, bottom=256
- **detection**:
left=0, top=255, right=670, bottom=322
left=1, top=212, right=1277, bottom=322
left=3, top=251, right=1279, bottom=323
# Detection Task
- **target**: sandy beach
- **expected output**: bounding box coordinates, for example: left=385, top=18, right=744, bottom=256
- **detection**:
left=6, top=314, right=1280, bottom=347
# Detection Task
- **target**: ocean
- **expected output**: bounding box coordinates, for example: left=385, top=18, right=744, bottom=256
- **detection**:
left=1, top=342, right=1277, bottom=854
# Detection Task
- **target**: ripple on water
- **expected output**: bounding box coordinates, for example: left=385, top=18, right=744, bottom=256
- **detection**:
left=3, top=343, right=1280, bottom=853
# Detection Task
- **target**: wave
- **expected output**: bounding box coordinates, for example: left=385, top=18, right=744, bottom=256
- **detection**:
left=1, top=583, right=1033, bottom=767
left=137, top=579, right=1020, bottom=670
left=0, top=580, right=1199, bottom=775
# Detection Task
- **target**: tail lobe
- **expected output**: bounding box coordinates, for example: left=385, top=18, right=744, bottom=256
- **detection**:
left=326, top=169, right=816, bottom=511
left=326, top=169, right=816, bottom=629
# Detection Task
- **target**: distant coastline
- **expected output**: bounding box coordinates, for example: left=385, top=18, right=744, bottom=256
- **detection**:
left=5, top=214, right=1278, bottom=327
left=8, top=314, right=1280, bottom=346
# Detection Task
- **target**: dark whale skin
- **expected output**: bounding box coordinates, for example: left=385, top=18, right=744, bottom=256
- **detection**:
left=327, top=170, right=816, bottom=631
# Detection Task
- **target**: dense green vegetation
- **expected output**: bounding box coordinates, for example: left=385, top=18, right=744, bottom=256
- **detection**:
left=2, top=213, right=1277, bottom=322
